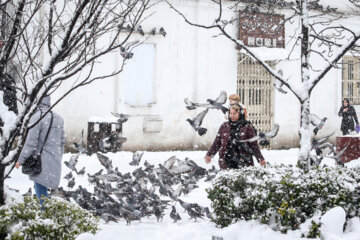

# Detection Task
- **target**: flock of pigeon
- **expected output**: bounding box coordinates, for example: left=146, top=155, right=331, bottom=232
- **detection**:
left=52, top=151, right=219, bottom=224
left=308, top=113, right=349, bottom=167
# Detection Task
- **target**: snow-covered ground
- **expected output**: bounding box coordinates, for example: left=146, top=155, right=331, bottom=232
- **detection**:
left=5, top=149, right=360, bottom=240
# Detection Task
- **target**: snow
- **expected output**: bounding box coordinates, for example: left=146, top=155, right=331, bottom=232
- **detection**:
left=320, top=207, right=346, bottom=238
left=5, top=149, right=360, bottom=240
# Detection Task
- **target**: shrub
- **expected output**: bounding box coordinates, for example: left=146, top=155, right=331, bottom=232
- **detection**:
left=207, top=165, right=360, bottom=236
left=0, top=196, right=99, bottom=240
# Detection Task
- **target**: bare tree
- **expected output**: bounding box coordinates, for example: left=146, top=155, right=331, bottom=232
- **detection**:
left=167, top=0, right=360, bottom=170
left=0, top=0, right=154, bottom=205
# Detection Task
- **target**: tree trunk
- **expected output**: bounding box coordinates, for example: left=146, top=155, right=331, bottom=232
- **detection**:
left=297, top=99, right=311, bottom=170
left=297, top=0, right=311, bottom=170
left=0, top=165, right=5, bottom=205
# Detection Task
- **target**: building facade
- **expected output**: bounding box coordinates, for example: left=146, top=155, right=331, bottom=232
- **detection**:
left=51, top=0, right=360, bottom=151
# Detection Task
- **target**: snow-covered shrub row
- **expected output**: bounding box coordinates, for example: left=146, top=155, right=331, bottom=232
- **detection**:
left=207, top=165, right=360, bottom=236
left=0, top=196, right=99, bottom=239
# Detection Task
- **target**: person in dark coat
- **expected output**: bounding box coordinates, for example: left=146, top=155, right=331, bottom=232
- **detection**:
left=205, top=104, right=266, bottom=169
left=16, top=96, right=65, bottom=205
left=338, top=98, right=359, bottom=135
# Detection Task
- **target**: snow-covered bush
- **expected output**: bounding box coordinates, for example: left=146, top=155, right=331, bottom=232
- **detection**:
left=0, top=196, right=99, bottom=239
left=207, top=165, right=360, bottom=236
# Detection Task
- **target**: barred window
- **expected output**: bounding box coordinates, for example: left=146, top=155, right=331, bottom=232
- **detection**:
left=342, top=56, right=360, bottom=105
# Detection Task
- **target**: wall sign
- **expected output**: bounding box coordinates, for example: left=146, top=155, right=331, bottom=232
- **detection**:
left=239, top=11, right=285, bottom=48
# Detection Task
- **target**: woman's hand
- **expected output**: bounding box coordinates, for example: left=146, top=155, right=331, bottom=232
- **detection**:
left=205, top=155, right=211, bottom=164
left=15, top=162, right=21, bottom=169
left=343, top=107, right=348, bottom=112
left=259, top=160, right=266, bottom=166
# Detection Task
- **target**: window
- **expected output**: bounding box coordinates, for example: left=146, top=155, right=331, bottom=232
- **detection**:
left=124, top=43, right=156, bottom=107
left=342, top=56, right=360, bottom=105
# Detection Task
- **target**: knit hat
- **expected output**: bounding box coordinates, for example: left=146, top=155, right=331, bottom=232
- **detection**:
left=229, top=94, right=240, bottom=105
left=229, top=94, right=247, bottom=119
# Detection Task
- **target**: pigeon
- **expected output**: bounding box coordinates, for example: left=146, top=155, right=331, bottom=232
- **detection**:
left=238, top=124, right=279, bottom=144
left=309, top=155, right=323, bottom=166
left=206, top=91, right=228, bottom=114
left=64, top=154, right=79, bottom=172
left=311, top=132, right=335, bottom=151
left=204, top=207, right=215, bottom=220
left=64, top=171, right=73, bottom=180
left=170, top=206, right=181, bottom=223
left=151, top=27, right=156, bottom=35
left=119, top=41, right=139, bottom=60
left=328, top=143, right=349, bottom=167
left=129, top=151, right=144, bottom=166
left=184, top=91, right=227, bottom=111
left=164, top=155, right=177, bottom=170
left=186, top=108, right=208, bottom=136
left=95, top=174, right=122, bottom=182
left=137, top=25, right=145, bottom=36
left=120, top=24, right=132, bottom=32
left=326, top=6, right=337, bottom=13
left=67, top=178, right=75, bottom=189
left=153, top=206, right=165, bottom=222
left=310, top=114, right=327, bottom=135
left=315, top=142, right=335, bottom=156
left=273, top=80, right=287, bottom=94
left=73, top=130, right=87, bottom=154
left=96, top=153, right=113, bottom=171
left=159, top=27, right=166, bottom=37
left=99, top=133, right=127, bottom=153
left=178, top=198, right=192, bottom=212
left=187, top=207, right=204, bottom=221
left=111, top=112, right=129, bottom=123
left=23, top=187, right=33, bottom=197
left=100, top=213, right=119, bottom=223
left=77, top=166, right=86, bottom=176
left=167, top=185, right=183, bottom=201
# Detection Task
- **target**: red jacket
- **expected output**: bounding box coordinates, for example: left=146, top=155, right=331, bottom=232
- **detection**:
left=206, top=121, right=265, bottom=169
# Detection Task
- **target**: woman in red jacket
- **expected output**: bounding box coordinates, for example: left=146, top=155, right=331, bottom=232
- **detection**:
left=205, top=104, right=266, bottom=169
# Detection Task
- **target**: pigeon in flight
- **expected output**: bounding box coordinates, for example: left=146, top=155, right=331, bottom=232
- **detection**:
left=311, top=132, right=335, bottom=152
left=111, top=112, right=129, bottom=123
left=328, top=142, right=349, bottom=167
left=99, top=133, right=127, bottom=153
left=73, top=130, right=87, bottom=154
left=96, top=152, right=113, bottom=171
left=64, top=154, right=79, bottom=172
left=314, top=142, right=335, bottom=156
left=310, top=114, right=327, bottom=135
left=186, top=109, right=208, bottom=136
left=309, top=155, right=323, bottom=166
left=238, top=124, right=279, bottom=145
left=184, top=91, right=228, bottom=113
left=273, top=80, right=287, bottom=94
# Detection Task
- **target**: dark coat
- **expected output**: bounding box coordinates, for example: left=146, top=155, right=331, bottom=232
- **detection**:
left=338, top=104, right=359, bottom=135
left=206, top=121, right=265, bottom=169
